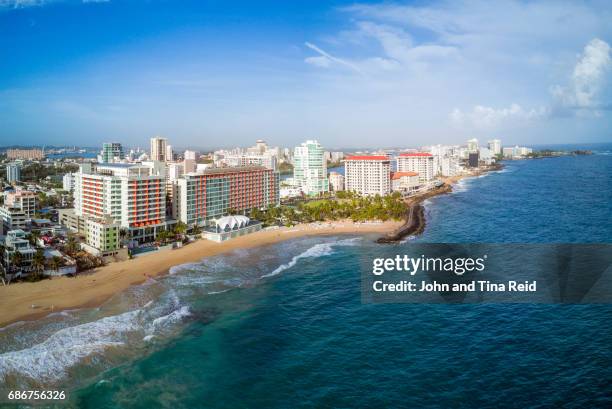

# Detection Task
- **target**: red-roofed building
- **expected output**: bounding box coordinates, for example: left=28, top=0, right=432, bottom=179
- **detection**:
left=391, top=171, right=421, bottom=194
left=344, top=155, right=391, bottom=196
left=397, top=152, right=434, bottom=182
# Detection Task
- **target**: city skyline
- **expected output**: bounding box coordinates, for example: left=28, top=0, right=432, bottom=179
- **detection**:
left=1, top=0, right=612, bottom=147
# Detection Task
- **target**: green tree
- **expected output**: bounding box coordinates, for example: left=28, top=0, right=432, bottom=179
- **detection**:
left=32, top=248, right=45, bottom=279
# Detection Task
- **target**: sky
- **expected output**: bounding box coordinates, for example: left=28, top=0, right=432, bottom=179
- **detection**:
left=1, top=0, right=612, bottom=149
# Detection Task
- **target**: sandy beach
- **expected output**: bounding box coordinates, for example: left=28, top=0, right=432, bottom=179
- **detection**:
left=0, top=220, right=400, bottom=328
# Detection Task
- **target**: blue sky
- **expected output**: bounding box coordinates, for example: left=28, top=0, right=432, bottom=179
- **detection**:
left=1, top=0, right=611, bottom=149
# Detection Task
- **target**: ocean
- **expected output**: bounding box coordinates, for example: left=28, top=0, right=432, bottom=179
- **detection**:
left=1, top=145, right=611, bottom=408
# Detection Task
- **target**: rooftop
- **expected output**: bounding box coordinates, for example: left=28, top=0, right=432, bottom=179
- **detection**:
left=187, top=165, right=269, bottom=176
left=399, top=152, right=432, bottom=157
left=391, top=171, right=419, bottom=180
left=345, top=155, right=390, bottom=161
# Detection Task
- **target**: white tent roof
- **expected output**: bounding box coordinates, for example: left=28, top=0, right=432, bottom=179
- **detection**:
left=215, top=215, right=250, bottom=231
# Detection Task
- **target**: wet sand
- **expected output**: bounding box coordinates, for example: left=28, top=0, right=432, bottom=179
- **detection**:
left=0, top=220, right=400, bottom=328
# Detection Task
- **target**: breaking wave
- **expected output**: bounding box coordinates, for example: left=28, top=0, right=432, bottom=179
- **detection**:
left=261, top=238, right=360, bottom=278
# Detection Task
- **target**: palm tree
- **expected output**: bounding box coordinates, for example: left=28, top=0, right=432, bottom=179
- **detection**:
left=66, top=236, right=79, bottom=254
left=29, top=230, right=41, bottom=246
left=50, top=256, right=62, bottom=271
left=173, top=221, right=187, bottom=236
left=32, top=248, right=45, bottom=279
left=10, top=251, right=23, bottom=273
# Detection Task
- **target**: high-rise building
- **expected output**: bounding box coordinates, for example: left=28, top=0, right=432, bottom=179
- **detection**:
left=166, top=145, right=174, bottom=162
left=101, top=142, right=124, bottom=163
left=397, top=153, right=434, bottom=183
left=150, top=137, right=168, bottom=162
left=487, top=139, right=502, bottom=155
left=74, top=163, right=166, bottom=243
left=173, top=166, right=279, bottom=228
left=344, top=156, right=391, bottom=196
left=6, top=163, right=21, bottom=183
left=468, top=152, right=480, bottom=167
left=293, top=140, right=329, bottom=196
left=63, top=173, right=76, bottom=191
left=467, top=138, right=479, bottom=152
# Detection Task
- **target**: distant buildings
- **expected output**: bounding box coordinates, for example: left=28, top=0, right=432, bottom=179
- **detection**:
left=397, top=153, right=434, bottom=183
left=344, top=155, right=391, bottom=196
left=503, top=146, right=532, bottom=159
left=101, top=142, right=124, bottom=163
left=293, top=140, right=329, bottom=196
left=150, top=137, right=168, bottom=162
left=173, top=166, right=279, bottom=228
left=488, top=139, right=502, bottom=155
left=328, top=171, right=345, bottom=192
left=467, top=138, right=479, bottom=152
left=6, top=163, right=21, bottom=183
left=6, top=148, right=44, bottom=160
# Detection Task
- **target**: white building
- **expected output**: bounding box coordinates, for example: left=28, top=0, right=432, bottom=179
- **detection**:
left=293, top=140, right=329, bottom=196
left=467, top=138, right=479, bottom=152
left=328, top=171, right=345, bottom=192
left=0, top=206, right=27, bottom=232
left=397, top=153, right=434, bottom=182
left=344, top=155, right=391, bottom=196
left=6, top=163, right=21, bottom=183
left=63, top=172, right=76, bottom=191
left=488, top=139, right=502, bottom=155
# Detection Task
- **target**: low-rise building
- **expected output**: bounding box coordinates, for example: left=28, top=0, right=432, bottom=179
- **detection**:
left=83, top=217, right=121, bottom=257
left=391, top=172, right=421, bottom=195
left=328, top=171, right=345, bottom=192
left=4, top=189, right=37, bottom=218
left=58, top=208, right=87, bottom=234
left=2, top=229, right=35, bottom=275
left=0, top=206, right=27, bottom=232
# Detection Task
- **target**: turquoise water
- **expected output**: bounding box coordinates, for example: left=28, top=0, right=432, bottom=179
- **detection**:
left=1, top=148, right=611, bottom=408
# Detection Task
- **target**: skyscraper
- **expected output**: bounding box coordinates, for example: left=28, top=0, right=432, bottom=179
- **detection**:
left=150, top=137, right=168, bottom=162
left=101, top=142, right=124, bottom=163
left=488, top=139, right=502, bottom=155
left=293, top=140, right=329, bottom=196
left=6, top=163, right=21, bottom=183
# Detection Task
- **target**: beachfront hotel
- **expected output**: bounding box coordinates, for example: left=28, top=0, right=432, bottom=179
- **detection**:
left=74, top=163, right=166, bottom=243
left=344, top=155, right=391, bottom=196
left=173, top=166, right=280, bottom=228
left=397, top=153, right=434, bottom=183
left=293, top=140, right=329, bottom=196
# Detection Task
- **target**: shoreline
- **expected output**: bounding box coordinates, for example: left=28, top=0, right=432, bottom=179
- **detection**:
left=0, top=164, right=501, bottom=328
left=378, top=163, right=503, bottom=242
left=0, top=220, right=400, bottom=328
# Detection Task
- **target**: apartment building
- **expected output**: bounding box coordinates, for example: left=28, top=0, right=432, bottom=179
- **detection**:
left=84, top=217, right=120, bottom=256
left=174, top=166, right=280, bottom=228
left=4, top=189, right=37, bottom=218
left=344, top=156, right=391, bottom=196
left=397, top=153, right=434, bottom=183
left=0, top=206, right=27, bottom=232
left=293, top=140, right=329, bottom=196
left=328, top=171, right=345, bottom=192
left=150, top=137, right=168, bottom=162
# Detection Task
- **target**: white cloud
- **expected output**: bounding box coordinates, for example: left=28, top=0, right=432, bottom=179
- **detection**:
left=451, top=104, right=549, bottom=129
left=0, top=0, right=108, bottom=9
left=304, top=42, right=363, bottom=74
left=551, top=38, right=611, bottom=113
